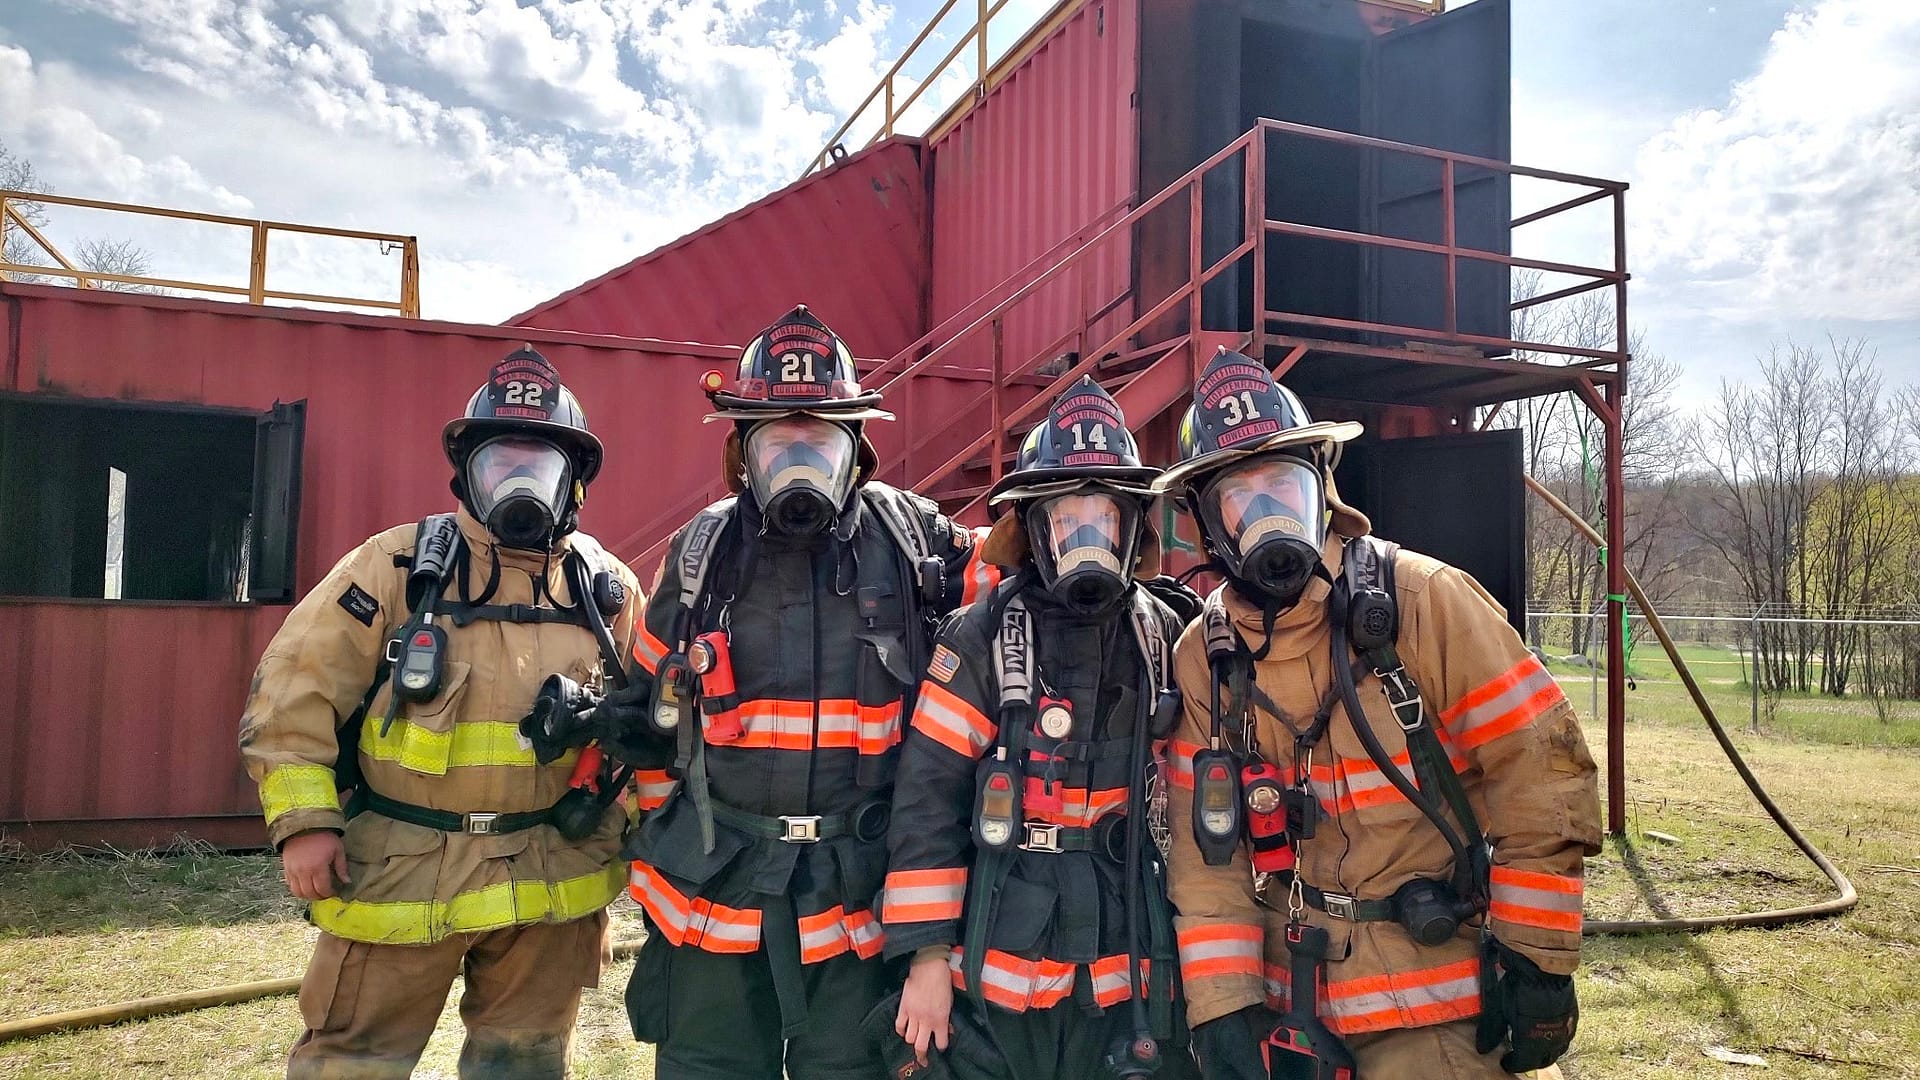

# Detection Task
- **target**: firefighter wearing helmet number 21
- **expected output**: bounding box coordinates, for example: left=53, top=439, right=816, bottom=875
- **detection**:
left=1161, top=348, right=1602, bottom=1080
left=238, top=343, right=642, bottom=1080
left=592, top=306, right=1002, bottom=1080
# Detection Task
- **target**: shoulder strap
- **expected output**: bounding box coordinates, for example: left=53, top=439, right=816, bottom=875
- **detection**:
left=861, top=485, right=932, bottom=563
left=675, top=497, right=738, bottom=620
left=1129, top=589, right=1169, bottom=693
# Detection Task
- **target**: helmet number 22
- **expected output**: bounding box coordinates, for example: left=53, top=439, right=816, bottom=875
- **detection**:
left=1219, top=391, right=1262, bottom=427
left=1070, top=422, right=1109, bottom=451
left=780, top=352, right=817, bottom=383
left=503, top=380, right=545, bottom=407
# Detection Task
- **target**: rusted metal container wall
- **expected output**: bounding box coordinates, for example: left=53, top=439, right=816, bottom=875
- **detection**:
left=0, top=285, right=739, bottom=847
left=925, top=0, right=1139, bottom=378
left=507, top=139, right=930, bottom=361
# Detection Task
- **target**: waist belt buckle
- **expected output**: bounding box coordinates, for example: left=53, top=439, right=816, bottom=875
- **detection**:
left=779, top=815, right=823, bottom=843
left=464, top=812, right=500, bottom=835
left=1321, top=891, right=1358, bottom=920
left=1020, top=822, right=1063, bottom=853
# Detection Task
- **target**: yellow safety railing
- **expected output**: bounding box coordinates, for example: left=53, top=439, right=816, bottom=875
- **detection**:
left=802, top=0, right=1443, bottom=177
left=0, top=190, right=421, bottom=318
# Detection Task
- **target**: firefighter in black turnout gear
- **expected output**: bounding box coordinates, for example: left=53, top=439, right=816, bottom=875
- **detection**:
left=604, top=306, right=999, bottom=1080
left=879, top=378, right=1202, bottom=1080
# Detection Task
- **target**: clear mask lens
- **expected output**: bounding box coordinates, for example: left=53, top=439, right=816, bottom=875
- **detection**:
left=1206, top=455, right=1326, bottom=560
left=744, top=416, right=857, bottom=511
left=467, top=436, right=571, bottom=523
left=1038, top=492, right=1129, bottom=577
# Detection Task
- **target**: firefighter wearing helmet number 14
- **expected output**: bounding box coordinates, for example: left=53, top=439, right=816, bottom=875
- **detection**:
left=590, top=306, right=1001, bottom=1080
left=1160, top=348, right=1602, bottom=1080
left=238, top=343, right=642, bottom=1079
left=877, top=376, right=1202, bottom=1080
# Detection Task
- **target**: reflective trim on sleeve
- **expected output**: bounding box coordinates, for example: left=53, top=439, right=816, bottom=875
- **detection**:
left=633, top=625, right=670, bottom=675
left=910, top=681, right=998, bottom=758
left=1439, top=655, right=1562, bottom=751
left=259, top=764, right=339, bottom=824
left=1177, top=923, right=1264, bottom=982
left=1489, top=865, right=1584, bottom=934
left=1165, top=740, right=1202, bottom=791
left=882, top=867, right=968, bottom=924
left=961, top=531, right=1002, bottom=606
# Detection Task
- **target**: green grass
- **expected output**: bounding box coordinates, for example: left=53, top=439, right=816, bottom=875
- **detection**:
left=4, top=673, right=1920, bottom=1078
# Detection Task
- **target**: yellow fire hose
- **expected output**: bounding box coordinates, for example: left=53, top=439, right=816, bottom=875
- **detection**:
left=0, top=937, right=647, bottom=1044
left=1526, top=475, right=1858, bottom=934
left=0, top=477, right=1859, bottom=1044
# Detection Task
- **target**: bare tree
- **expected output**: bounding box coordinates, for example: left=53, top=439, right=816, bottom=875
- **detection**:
left=74, top=237, right=165, bottom=294
left=0, top=140, right=49, bottom=282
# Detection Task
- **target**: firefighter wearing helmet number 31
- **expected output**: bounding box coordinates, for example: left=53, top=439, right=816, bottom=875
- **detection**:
left=1160, top=348, right=1602, bottom=1080
left=590, top=306, right=1001, bottom=1080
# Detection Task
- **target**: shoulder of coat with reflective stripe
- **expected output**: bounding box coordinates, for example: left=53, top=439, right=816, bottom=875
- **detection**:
left=910, top=680, right=997, bottom=757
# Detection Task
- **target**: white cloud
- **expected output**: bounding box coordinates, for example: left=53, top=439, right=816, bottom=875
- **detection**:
left=1633, top=0, right=1920, bottom=324
left=9, top=0, right=925, bottom=321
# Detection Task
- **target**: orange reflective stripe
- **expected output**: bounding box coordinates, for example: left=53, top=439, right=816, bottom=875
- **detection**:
left=797, top=904, right=886, bottom=963
left=1440, top=655, right=1562, bottom=751
left=961, top=529, right=1000, bottom=605
left=699, top=699, right=901, bottom=754
left=1489, top=866, right=1584, bottom=933
left=1088, top=954, right=1153, bottom=1007
left=911, top=681, right=997, bottom=757
left=634, top=625, right=670, bottom=675
left=949, top=948, right=1076, bottom=1011
left=1165, top=740, right=1201, bottom=791
left=1177, top=923, right=1264, bottom=981
left=1021, top=780, right=1129, bottom=828
left=1296, top=748, right=1471, bottom=817
left=1323, top=957, right=1481, bottom=1034
left=633, top=768, right=677, bottom=811
left=883, top=867, right=967, bottom=923
left=628, top=859, right=691, bottom=944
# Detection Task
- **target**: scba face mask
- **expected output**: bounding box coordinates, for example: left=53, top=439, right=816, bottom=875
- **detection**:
left=745, top=416, right=858, bottom=535
left=1028, top=491, right=1139, bottom=615
left=467, top=435, right=573, bottom=550
left=1200, top=453, right=1327, bottom=607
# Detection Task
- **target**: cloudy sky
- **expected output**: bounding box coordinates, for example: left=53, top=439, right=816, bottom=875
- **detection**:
left=2, top=0, right=1917, bottom=404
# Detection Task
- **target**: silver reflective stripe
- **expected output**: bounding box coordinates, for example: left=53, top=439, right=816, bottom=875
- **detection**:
left=1450, top=662, right=1559, bottom=739
left=997, top=596, right=1034, bottom=708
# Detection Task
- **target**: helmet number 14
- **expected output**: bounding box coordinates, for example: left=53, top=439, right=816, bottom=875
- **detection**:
left=780, top=352, right=817, bottom=383
left=1071, top=422, right=1109, bottom=451
left=1219, top=391, right=1262, bottom=427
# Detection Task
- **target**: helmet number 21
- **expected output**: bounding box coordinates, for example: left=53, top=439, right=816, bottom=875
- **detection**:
left=1219, top=391, right=1262, bottom=427
left=780, top=352, right=817, bottom=383
left=503, top=380, right=544, bottom=407
left=1070, top=422, right=1109, bottom=451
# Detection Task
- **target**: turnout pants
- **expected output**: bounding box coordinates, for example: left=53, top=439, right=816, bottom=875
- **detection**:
left=625, top=933, right=889, bottom=1080
left=985, top=1000, right=1203, bottom=1080
left=287, top=910, right=611, bottom=1080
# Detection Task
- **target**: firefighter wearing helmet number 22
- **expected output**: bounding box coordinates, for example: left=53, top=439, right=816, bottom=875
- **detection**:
left=1163, top=349, right=1601, bottom=1080
left=879, top=377, right=1204, bottom=1080
left=597, top=306, right=1001, bottom=1080
left=238, top=344, right=643, bottom=1079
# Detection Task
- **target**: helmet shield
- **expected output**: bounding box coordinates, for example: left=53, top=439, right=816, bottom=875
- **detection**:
left=466, top=435, right=573, bottom=550
left=1198, top=453, right=1327, bottom=605
left=1028, top=491, right=1139, bottom=614
left=744, top=415, right=858, bottom=534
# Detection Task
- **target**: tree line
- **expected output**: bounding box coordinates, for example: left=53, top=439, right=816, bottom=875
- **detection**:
left=1501, top=272, right=1920, bottom=701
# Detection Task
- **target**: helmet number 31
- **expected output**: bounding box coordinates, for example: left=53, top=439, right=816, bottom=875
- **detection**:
left=1219, top=391, right=1263, bottom=427
left=780, top=352, right=817, bottom=383
left=1070, top=422, right=1109, bottom=451
left=503, top=380, right=545, bottom=407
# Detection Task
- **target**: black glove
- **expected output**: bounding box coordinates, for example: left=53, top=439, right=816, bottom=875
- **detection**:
left=519, top=673, right=604, bottom=764
left=1191, top=1005, right=1273, bottom=1080
left=1475, top=941, right=1578, bottom=1073
left=1140, top=574, right=1205, bottom=626
left=588, top=673, right=660, bottom=763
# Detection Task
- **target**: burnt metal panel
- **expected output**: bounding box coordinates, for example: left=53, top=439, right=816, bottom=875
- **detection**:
left=0, top=284, right=746, bottom=842
left=927, top=0, right=1138, bottom=375
left=1334, top=427, right=1527, bottom=633
left=1364, top=0, right=1511, bottom=340
left=249, top=399, right=306, bottom=603
left=508, top=139, right=930, bottom=359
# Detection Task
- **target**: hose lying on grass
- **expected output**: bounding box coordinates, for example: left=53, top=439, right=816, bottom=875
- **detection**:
left=1526, top=475, right=1858, bottom=936
left=0, top=477, right=1861, bottom=1044
left=0, top=937, right=649, bottom=1044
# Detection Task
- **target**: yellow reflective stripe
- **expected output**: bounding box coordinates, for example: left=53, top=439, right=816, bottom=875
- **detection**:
left=259, top=764, right=339, bottom=823
left=360, top=716, right=539, bottom=774
left=309, top=862, right=626, bottom=945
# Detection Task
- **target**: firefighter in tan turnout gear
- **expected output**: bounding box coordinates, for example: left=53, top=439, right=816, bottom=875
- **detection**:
left=239, top=345, right=641, bottom=1079
left=1158, top=349, right=1602, bottom=1080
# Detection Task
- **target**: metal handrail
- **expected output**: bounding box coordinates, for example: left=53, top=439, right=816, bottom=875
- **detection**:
left=0, top=190, right=421, bottom=317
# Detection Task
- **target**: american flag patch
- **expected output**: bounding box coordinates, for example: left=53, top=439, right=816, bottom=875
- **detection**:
left=928, top=644, right=962, bottom=684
